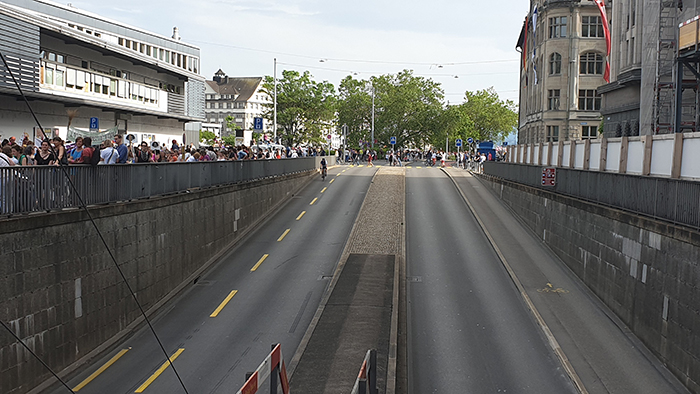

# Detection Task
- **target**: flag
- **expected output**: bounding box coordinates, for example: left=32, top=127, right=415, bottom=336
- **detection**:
left=594, top=0, right=611, bottom=82
left=532, top=4, right=538, bottom=85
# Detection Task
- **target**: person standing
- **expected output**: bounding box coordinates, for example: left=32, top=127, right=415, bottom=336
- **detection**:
left=100, top=140, right=119, bottom=164
left=135, top=142, right=152, bottom=163
left=34, top=140, right=57, bottom=165
left=114, top=134, right=128, bottom=163
left=52, top=137, right=68, bottom=165
left=68, top=137, right=84, bottom=164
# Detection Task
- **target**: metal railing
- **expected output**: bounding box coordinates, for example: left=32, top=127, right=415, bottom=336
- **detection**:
left=0, top=156, right=334, bottom=216
left=483, top=161, right=700, bottom=230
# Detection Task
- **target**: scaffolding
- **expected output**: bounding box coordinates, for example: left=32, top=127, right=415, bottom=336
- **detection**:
left=654, top=0, right=679, bottom=134
left=676, top=14, right=700, bottom=133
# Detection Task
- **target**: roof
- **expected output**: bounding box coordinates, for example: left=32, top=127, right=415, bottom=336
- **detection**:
left=205, top=77, right=263, bottom=102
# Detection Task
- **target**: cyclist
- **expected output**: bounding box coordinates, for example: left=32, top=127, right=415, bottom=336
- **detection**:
left=320, top=157, right=327, bottom=179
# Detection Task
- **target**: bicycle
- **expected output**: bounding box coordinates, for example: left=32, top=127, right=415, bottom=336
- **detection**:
left=321, top=167, right=327, bottom=180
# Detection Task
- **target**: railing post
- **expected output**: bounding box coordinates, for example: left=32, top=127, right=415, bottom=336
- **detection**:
left=270, top=344, right=278, bottom=394
left=369, top=349, right=377, bottom=394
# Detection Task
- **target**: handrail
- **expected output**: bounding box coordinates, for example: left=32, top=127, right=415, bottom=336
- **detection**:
left=0, top=157, right=333, bottom=217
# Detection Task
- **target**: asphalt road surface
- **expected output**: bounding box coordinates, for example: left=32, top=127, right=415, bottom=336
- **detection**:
left=48, top=165, right=376, bottom=394
left=405, top=166, right=576, bottom=393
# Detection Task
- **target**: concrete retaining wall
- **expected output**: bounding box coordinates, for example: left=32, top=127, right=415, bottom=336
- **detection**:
left=477, top=174, right=700, bottom=393
left=0, top=170, right=313, bottom=394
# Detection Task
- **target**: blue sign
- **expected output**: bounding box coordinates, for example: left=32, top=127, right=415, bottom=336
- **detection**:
left=89, top=117, right=99, bottom=132
left=390, top=136, right=397, bottom=145
left=467, top=137, right=474, bottom=144
left=503, top=142, right=508, bottom=146
left=455, top=139, right=462, bottom=147
left=253, top=117, right=263, bottom=130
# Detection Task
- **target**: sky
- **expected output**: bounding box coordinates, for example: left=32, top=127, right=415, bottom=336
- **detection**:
left=73, top=0, right=530, bottom=105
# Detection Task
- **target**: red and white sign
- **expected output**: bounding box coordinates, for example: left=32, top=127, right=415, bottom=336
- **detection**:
left=237, top=344, right=289, bottom=394
left=542, top=167, right=556, bottom=186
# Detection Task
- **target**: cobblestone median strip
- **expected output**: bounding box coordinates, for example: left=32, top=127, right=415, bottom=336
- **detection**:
left=348, top=167, right=405, bottom=255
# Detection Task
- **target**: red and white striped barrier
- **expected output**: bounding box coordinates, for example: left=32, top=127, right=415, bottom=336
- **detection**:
left=236, top=344, right=290, bottom=394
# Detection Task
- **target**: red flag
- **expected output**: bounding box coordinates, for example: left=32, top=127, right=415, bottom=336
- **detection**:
left=595, top=0, right=611, bottom=82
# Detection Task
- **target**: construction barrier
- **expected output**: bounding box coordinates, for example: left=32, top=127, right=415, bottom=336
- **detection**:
left=350, top=349, right=377, bottom=394
left=236, top=344, right=290, bottom=394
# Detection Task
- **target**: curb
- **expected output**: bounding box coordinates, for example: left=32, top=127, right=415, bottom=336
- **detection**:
left=441, top=168, right=589, bottom=394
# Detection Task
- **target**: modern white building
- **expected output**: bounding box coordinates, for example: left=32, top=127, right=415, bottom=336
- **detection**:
left=205, top=70, right=272, bottom=145
left=0, top=0, right=205, bottom=146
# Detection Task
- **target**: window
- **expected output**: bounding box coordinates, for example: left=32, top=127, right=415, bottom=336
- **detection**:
left=45, top=67, right=53, bottom=85
left=547, top=126, right=559, bottom=142
left=548, top=90, right=560, bottom=110
left=165, top=51, right=170, bottom=63
left=549, top=17, right=567, bottom=38
left=582, top=125, right=598, bottom=139
left=579, top=89, right=601, bottom=111
left=159, top=49, right=164, bottom=61
left=580, top=52, right=603, bottom=75
left=549, top=53, right=562, bottom=75
left=55, top=69, right=64, bottom=86
left=582, top=16, right=604, bottom=38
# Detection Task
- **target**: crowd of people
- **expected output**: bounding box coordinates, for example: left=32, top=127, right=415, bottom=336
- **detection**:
left=0, top=134, right=333, bottom=168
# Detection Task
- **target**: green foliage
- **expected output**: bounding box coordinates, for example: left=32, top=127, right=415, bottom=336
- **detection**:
left=262, top=70, right=336, bottom=146
left=222, top=135, right=237, bottom=146
left=252, top=132, right=262, bottom=144
left=371, top=70, right=445, bottom=148
left=199, top=130, right=216, bottom=145
left=337, top=76, right=372, bottom=147
left=460, top=88, right=518, bottom=142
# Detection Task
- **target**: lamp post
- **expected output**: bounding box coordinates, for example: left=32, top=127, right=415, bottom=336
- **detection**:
left=371, top=85, right=375, bottom=149
left=273, top=58, right=277, bottom=144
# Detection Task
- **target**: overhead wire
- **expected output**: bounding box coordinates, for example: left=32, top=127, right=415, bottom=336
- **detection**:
left=0, top=50, right=190, bottom=394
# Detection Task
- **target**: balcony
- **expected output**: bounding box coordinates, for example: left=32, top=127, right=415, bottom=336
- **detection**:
left=37, top=60, right=187, bottom=116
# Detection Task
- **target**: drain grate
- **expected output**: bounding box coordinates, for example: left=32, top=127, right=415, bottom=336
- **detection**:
left=317, top=275, right=333, bottom=281
left=407, top=276, right=422, bottom=283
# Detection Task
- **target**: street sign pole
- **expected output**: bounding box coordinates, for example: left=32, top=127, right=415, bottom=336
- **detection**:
left=371, top=86, right=375, bottom=149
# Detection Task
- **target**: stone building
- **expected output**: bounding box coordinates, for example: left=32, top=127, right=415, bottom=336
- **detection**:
left=204, top=70, right=272, bottom=145
left=517, top=0, right=611, bottom=143
left=599, top=1, right=700, bottom=137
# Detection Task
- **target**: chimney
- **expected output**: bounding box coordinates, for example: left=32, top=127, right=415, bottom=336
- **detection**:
left=172, top=27, right=181, bottom=40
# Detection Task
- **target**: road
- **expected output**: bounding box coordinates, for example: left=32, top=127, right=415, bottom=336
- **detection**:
left=49, top=165, right=376, bottom=394
left=405, top=166, right=576, bottom=393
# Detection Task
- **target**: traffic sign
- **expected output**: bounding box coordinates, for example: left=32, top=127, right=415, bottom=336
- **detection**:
left=89, top=117, right=99, bottom=132
left=327, top=134, right=332, bottom=140
left=455, top=139, right=462, bottom=147
left=390, top=136, right=396, bottom=145
left=253, top=117, right=263, bottom=130
left=542, top=167, right=556, bottom=186
left=467, top=137, right=474, bottom=144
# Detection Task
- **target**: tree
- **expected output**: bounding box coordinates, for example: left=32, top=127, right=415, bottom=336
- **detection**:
left=370, top=70, right=445, bottom=148
left=336, top=76, right=372, bottom=148
left=261, top=70, right=336, bottom=146
left=222, top=135, right=237, bottom=146
left=460, top=88, right=518, bottom=142
left=199, top=130, right=216, bottom=145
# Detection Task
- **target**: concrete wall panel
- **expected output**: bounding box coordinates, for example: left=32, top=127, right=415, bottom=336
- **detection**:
left=0, top=170, right=313, bottom=394
left=627, top=139, right=645, bottom=174
left=607, top=141, right=621, bottom=172
left=650, top=139, right=674, bottom=177
left=681, top=138, right=700, bottom=179
left=590, top=141, right=601, bottom=170
left=480, top=174, right=700, bottom=394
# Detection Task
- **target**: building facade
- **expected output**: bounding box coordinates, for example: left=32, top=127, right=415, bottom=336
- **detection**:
left=0, top=0, right=205, bottom=145
left=204, top=70, right=272, bottom=145
left=599, top=0, right=700, bottom=137
left=517, top=0, right=611, bottom=143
